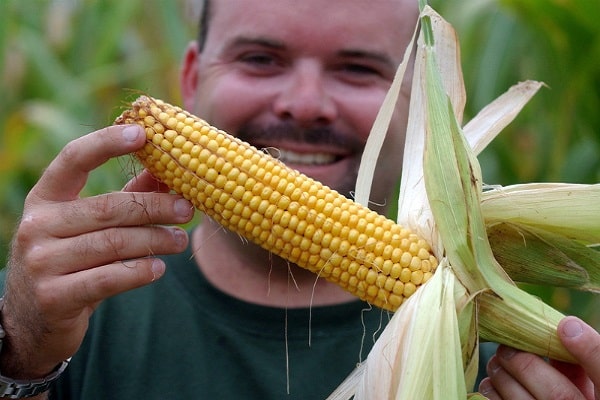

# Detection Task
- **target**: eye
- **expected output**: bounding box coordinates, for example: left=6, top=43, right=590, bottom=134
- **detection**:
left=335, top=62, right=385, bottom=85
left=240, top=52, right=277, bottom=66
left=342, top=63, right=380, bottom=76
left=236, top=51, right=285, bottom=76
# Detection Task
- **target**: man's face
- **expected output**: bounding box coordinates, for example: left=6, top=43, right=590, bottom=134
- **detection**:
left=183, top=0, right=417, bottom=211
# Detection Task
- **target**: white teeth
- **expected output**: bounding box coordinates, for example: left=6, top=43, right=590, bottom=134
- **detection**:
left=265, top=148, right=336, bottom=165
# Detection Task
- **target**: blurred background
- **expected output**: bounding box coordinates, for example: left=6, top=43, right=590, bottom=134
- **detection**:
left=1, top=0, right=599, bottom=324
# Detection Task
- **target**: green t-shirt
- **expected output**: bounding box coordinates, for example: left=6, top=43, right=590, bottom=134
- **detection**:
left=0, top=244, right=494, bottom=399
left=51, top=244, right=392, bottom=399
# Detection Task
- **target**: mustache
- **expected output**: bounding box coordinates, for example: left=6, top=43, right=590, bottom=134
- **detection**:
left=236, top=122, right=364, bottom=153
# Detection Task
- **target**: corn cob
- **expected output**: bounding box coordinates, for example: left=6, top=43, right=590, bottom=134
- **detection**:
left=115, top=95, right=437, bottom=310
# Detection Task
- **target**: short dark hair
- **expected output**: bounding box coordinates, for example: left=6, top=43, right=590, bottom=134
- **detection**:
left=197, top=0, right=211, bottom=51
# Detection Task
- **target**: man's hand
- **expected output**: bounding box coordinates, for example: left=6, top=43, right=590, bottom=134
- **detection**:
left=479, top=316, right=600, bottom=399
left=1, top=125, right=193, bottom=379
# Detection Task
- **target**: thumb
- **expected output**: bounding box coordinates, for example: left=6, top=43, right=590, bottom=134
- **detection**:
left=558, top=316, right=600, bottom=398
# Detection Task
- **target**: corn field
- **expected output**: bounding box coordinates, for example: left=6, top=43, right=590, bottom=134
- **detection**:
left=1, top=0, right=599, bottom=324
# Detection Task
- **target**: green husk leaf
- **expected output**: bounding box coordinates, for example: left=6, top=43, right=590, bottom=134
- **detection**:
left=488, top=222, right=600, bottom=291
left=455, top=285, right=479, bottom=391
left=482, top=183, right=600, bottom=244
left=421, top=6, right=494, bottom=291
left=420, top=5, right=571, bottom=364
left=478, top=282, right=574, bottom=362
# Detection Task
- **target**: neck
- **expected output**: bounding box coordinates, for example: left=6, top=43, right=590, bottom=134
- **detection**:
left=191, top=219, right=356, bottom=308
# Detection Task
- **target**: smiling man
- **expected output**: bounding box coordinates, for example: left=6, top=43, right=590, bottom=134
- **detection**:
left=178, top=0, right=416, bottom=311
left=3, top=0, right=599, bottom=399
left=0, top=1, right=419, bottom=398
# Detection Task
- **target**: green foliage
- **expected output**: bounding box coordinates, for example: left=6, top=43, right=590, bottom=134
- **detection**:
left=433, top=0, right=600, bottom=185
left=0, top=0, right=196, bottom=260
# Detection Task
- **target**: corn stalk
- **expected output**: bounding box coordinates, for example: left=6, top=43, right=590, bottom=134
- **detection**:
left=329, top=3, right=600, bottom=399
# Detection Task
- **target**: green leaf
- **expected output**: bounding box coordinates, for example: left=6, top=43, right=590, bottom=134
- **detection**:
left=489, top=222, right=600, bottom=291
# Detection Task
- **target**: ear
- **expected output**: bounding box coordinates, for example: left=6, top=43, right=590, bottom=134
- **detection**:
left=180, top=41, right=200, bottom=112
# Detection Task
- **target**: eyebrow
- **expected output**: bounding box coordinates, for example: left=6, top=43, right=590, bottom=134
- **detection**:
left=226, top=36, right=286, bottom=51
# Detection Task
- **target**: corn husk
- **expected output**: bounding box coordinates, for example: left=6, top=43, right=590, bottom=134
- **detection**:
left=330, top=2, right=599, bottom=399
left=327, top=263, right=472, bottom=400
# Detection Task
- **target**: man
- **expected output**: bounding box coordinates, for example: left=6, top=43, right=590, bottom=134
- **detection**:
left=0, top=1, right=417, bottom=398
left=1, top=0, right=599, bottom=399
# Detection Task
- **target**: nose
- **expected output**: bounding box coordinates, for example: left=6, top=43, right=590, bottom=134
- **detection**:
left=272, top=61, right=337, bottom=126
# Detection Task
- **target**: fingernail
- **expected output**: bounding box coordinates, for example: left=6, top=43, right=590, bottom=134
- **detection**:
left=500, top=346, right=516, bottom=360
left=488, top=357, right=501, bottom=374
left=123, top=125, right=142, bottom=142
left=151, top=259, right=165, bottom=281
left=562, top=318, right=583, bottom=338
left=174, top=198, right=192, bottom=217
left=479, top=378, right=493, bottom=395
left=172, top=228, right=187, bottom=247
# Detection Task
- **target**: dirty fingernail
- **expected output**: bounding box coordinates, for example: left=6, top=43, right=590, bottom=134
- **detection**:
left=123, top=125, right=142, bottom=142
left=151, top=259, right=165, bottom=280
left=174, top=198, right=192, bottom=217
left=172, top=228, right=187, bottom=247
left=500, top=346, right=516, bottom=360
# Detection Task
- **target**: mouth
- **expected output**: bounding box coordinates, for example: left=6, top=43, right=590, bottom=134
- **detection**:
left=263, top=147, right=340, bottom=166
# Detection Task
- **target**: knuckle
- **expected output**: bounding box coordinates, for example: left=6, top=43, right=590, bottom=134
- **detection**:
left=101, top=228, right=129, bottom=255
left=21, top=245, right=49, bottom=273
left=89, top=194, right=118, bottom=223
left=75, top=228, right=131, bottom=263
left=127, top=194, right=154, bottom=221
left=35, top=279, right=62, bottom=314
left=587, top=340, right=600, bottom=359
left=87, top=260, right=154, bottom=302
left=509, top=352, right=537, bottom=376
left=547, top=383, right=578, bottom=400
left=130, top=258, right=158, bottom=283
left=82, top=271, right=116, bottom=299
left=59, top=139, right=81, bottom=166
left=15, top=212, right=43, bottom=246
left=90, top=193, right=157, bottom=225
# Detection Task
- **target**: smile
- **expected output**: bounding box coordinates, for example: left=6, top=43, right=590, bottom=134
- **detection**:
left=263, top=147, right=338, bottom=166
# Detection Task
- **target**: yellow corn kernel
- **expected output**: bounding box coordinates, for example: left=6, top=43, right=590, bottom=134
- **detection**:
left=115, top=95, right=438, bottom=311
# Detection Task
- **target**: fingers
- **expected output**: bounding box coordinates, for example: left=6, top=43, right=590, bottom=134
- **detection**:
left=0, top=123, right=194, bottom=378
left=123, top=169, right=171, bottom=193
left=479, top=353, right=535, bottom=400
left=478, top=377, right=502, bottom=400
left=23, top=192, right=194, bottom=238
left=558, top=316, right=600, bottom=398
left=480, top=346, right=588, bottom=400
left=22, top=225, right=188, bottom=276
left=39, top=257, right=167, bottom=317
left=28, top=124, right=145, bottom=203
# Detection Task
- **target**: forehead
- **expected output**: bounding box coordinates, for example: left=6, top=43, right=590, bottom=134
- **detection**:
left=205, top=0, right=418, bottom=61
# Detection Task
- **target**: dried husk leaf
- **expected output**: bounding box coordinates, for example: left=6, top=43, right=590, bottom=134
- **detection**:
left=354, top=22, right=419, bottom=208
left=433, top=266, right=468, bottom=399
left=464, top=81, right=544, bottom=155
